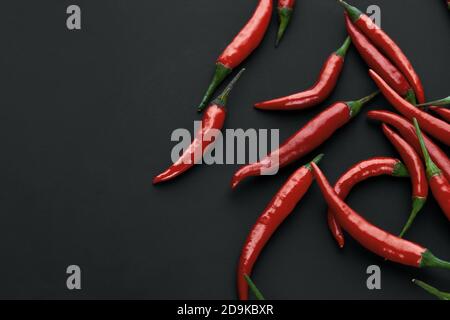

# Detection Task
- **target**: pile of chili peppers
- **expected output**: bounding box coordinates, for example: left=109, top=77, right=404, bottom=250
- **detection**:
left=154, top=1, right=450, bottom=300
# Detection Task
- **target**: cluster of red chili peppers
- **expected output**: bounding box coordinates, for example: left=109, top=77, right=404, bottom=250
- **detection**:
left=153, top=1, right=450, bottom=300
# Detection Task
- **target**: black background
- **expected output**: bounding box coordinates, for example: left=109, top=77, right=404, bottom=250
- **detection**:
left=0, top=0, right=448, bottom=300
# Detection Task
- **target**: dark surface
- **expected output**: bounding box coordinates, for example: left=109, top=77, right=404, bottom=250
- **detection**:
left=0, top=0, right=448, bottom=299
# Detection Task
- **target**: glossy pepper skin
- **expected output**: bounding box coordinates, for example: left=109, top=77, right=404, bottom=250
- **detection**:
left=232, top=92, right=378, bottom=189
left=198, top=0, right=272, bottom=111
left=327, top=158, right=409, bottom=248
left=414, top=119, right=450, bottom=221
left=340, top=0, right=425, bottom=104
left=275, top=0, right=296, bottom=47
left=153, top=70, right=245, bottom=184
left=254, top=37, right=351, bottom=111
left=369, top=70, right=450, bottom=146
left=344, top=14, right=412, bottom=98
left=367, top=110, right=450, bottom=182
left=429, top=107, right=450, bottom=123
left=311, top=162, right=450, bottom=269
left=381, top=124, right=428, bottom=237
left=238, top=155, right=323, bottom=301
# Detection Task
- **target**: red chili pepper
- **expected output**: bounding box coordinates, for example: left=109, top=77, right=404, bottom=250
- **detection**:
left=327, top=157, right=409, bottom=248
left=238, top=155, right=323, bottom=301
left=367, top=110, right=450, bottom=182
left=429, top=107, right=450, bottom=123
left=254, top=37, right=351, bottom=111
left=339, top=0, right=425, bottom=104
left=198, top=0, right=272, bottom=112
left=275, top=0, right=296, bottom=47
left=369, top=70, right=450, bottom=146
left=413, top=279, right=450, bottom=300
left=381, top=124, right=428, bottom=237
left=413, top=119, right=450, bottom=221
left=344, top=14, right=412, bottom=99
left=311, top=162, right=450, bottom=269
left=153, top=70, right=245, bottom=184
left=232, top=92, right=378, bottom=188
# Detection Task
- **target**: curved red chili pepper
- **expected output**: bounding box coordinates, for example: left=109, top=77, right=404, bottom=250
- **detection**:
left=429, top=107, right=450, bottom=123
left=381, top=124, right=428, bottom=237
left=344, top=14, right=412, bottom=98
left=153, top=70, right=245, bottom=184
left=327, top=157, right=409, bottom=248
left=340, top=0, right=425, bottom=104
left=275, top=0, right=296, bottom=47
left=311, top=162, right=450, bottom=269
left=254, top=37, right=351, bottom=111
left=198, top=0, right=272, bottom=111
left=232, top=92, right=378, bottom=189
left=367, top=110, right=450, bottom=182
left=413, top=119, right=450, bottom=221
left=369, top=70, right=450, bottom=146
left=238, top=155, right=323, bottom=301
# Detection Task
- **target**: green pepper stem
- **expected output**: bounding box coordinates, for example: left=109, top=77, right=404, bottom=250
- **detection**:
left=335, top=36, right=352, bottom=58
left=305, top=154, right=325, bottom=171
left=392, top=161, right=409, bottom=178
left=413, top=279, right=450, bottom=300
left=338, top=0, right=362, bottom=22
left=416, top=96, right=450, bottom=108
left=347, top=91, right=379, bottom=117
left=244, top=275, right=265, bottom=300
left=211, top=68, right=245, bottom=107
left=275, top=7, right=293, bottom=48
left=198, top=63, right=232, bottom=112
left=413, top=118, right=442, bottom=179
left=399, top=196, right=426, bottom=238
left=405, top=89, right=417, bottom=105
left=420, top=250, right=450, bottom=270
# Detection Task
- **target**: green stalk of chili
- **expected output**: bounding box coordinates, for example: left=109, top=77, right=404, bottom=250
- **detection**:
left=276, top=0, right=296, bottom=47
left=413, top=279, right=450, bottom=300
left=244, top=275, right=265, bottom=300
left=417, top=96, right=450, bottom=108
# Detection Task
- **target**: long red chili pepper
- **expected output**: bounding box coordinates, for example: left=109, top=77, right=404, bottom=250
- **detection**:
left=197, top=0, right=272, bottom=112
left=254, top=37, right=351, bottom=111
left=275, top=0, right=296, bottom=47
left=232, top=92, right=378, bottom=188
left=153, top=70, right=245, bottom=184
left=344, top=14, right=412, bottom=99
left=413, top=119, right=450, bottom=221
left=367, top=110, right=450, bottom=182
left=381, top=124, right=428, bottom=237
left=311, top=162, right=450, bottom=269
left=369, top=70, right=450, bottom=146
left=413, top=279, right=450, bottom=300
left=238, top=155, right=323, bottom=301
left=339, top=0, right=425, bottom=104
left=327, top=158, right=409, bottom=248
left=429, top=107, right=450, bottom=123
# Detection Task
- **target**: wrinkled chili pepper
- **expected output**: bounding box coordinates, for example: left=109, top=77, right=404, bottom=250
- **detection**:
left=429, top=107, right=450, bottom=123
left=413, top=119, right=450, bottom=221
left=232, top=92, right=377, bottom=188
left=311, top=162, right=450, bottom=269
left=327, top=157, right=409, bottom=249
left=413, top=279, right=450, bottom=300
left=339, top=0, right=425, bottom=104
left=369, top=70, right=450, bottom=146
left=275, top=0, right=295, bottom=47
left=254, top=37, right=351, bottom=111
left=344, top=14, right=412, bottom=99
left=417, top=96, right=450, bottom=108
left=367, top=110, right=450, bottom=182
left=244, top=275, right=265, bottom=300
left=238, top=155, right=323, bottom=300
left=153, top=70, right=245, bottom=184
left=381, top=124, right=428, bottom=237
left=197, top=0, right=272, bottom=112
